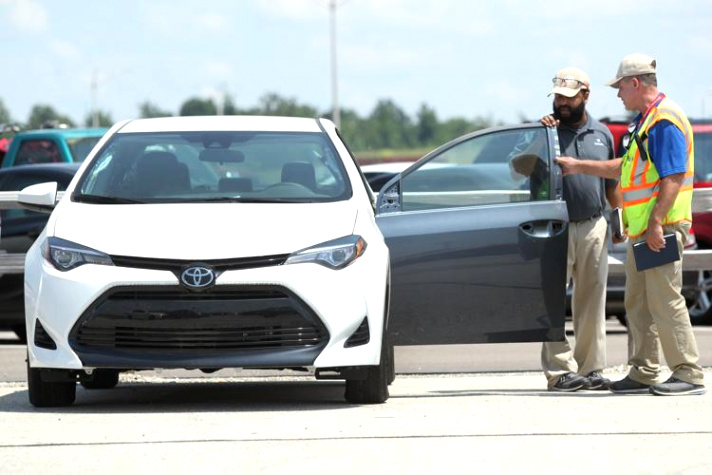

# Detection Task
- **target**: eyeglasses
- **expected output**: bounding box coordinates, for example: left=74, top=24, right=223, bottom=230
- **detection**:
left=621, top=121, right=637, bottom=150
left=552, top=77, right=589, bottom=90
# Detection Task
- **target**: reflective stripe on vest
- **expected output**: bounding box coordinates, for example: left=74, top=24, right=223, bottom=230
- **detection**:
left=620, top=97, right=694, bottom=238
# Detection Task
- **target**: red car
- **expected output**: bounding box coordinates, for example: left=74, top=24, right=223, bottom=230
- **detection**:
left=601, top=118, right=712, bottom=325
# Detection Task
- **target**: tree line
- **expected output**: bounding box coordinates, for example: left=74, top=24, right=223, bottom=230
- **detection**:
left=0, top=93, right=501, bottom=154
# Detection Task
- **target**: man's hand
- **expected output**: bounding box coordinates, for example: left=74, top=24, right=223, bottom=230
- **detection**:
left=612, top=233, right=627, bottom=244
left=540, top=115, right=559, bottom=128
left=645, top=222, right=666, bottom=252
left=555, top=156, right=579, bottom=176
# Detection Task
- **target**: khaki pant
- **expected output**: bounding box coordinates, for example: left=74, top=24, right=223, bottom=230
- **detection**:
left=542, top=215, right=608, bottom=388
left=625, top=222, right=704, bottom=385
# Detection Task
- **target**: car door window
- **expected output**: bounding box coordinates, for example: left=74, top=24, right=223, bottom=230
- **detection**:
left=14, top=139, right=61, bottom=165
left=400, top=128, right=550, bottom=211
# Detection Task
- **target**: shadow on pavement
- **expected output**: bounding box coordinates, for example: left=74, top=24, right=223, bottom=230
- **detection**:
left=0, top=380, right=367, bottom=414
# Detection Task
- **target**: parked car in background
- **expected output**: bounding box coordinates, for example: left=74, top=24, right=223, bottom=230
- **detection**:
left=1, top=127, right=108, bottom=168
left=0, top=163, right=80, bottom=341
left=11, top=117, right=569, bottom=407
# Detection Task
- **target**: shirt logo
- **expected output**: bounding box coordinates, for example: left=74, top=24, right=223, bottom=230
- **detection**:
left=594, top=137, right=605, bottom=147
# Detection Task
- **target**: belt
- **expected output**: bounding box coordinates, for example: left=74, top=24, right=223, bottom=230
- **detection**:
left=571, top=212, right=602, bottom=223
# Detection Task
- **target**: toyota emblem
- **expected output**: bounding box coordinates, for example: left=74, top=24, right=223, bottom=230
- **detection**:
left=180, top=265, right=215, bottom=289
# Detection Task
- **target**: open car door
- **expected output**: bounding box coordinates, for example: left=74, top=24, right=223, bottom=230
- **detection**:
left=376, top=124, right=568, bottom=345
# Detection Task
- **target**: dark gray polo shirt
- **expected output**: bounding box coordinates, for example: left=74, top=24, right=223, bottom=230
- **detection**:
left=558, top=114, right=616, bottom=221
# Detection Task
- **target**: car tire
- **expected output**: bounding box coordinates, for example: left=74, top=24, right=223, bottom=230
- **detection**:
left=27, top=357, right=76, bottom=407
left=12, top=325, right=27, bottom=344
left=345, top=336, right=390, bottom=404
left=687, top=271, right=712, bottom=325
left=81, top=369, right=120, bottom=390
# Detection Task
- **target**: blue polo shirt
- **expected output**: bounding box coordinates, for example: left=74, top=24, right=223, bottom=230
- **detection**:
left=647, top=120, right=688, bottom=177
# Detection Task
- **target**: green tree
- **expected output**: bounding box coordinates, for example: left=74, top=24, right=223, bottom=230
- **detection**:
left=27, top=104, right=75, bottom=129
left=138, top=101, right=173, bottom=118
left=84, top=110, right=114, bottom=127
left=256, top=93, right=317, bottom=117
left=367, top=99, right=415, bottom=149
left=415, top=103, right=438, bottom=146
left=179, top=97, right=217, bottom=116
left=0, top=98, right=11, bottom=125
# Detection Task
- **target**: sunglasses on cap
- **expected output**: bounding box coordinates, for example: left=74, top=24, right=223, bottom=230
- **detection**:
left=551, top=77, right=589, bottom=90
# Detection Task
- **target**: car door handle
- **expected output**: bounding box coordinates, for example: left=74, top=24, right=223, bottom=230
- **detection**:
left=520, top=220, right=566, bottom=238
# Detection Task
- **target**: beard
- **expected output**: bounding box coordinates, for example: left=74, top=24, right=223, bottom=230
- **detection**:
left=553, top=100, right=586, bottom=125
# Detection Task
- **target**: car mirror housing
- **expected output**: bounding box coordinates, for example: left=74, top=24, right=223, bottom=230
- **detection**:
left=376, top=181, right=401, bottom=214
left=18, top=181, right=59, bottom=213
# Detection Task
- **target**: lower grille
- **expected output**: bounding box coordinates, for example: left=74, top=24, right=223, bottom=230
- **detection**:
left=68, top=286, right=329, bottom=367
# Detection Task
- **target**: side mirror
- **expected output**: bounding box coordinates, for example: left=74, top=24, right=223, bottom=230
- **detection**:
left=18, top=182, right=59, bottom=213
left=376, top=180, right=401, bottom=214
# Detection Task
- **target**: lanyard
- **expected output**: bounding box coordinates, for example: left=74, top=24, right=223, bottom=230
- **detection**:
left=630, top=93, right=665, bottom=162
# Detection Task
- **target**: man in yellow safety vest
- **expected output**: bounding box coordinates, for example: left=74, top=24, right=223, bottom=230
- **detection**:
left=556, top=53, right=705, bottom=396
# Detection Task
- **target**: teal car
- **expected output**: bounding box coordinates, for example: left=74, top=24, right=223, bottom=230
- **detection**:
left=1, top=128, right=108, bottom=168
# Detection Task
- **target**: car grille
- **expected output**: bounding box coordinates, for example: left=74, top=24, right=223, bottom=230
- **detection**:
left=68, top=286, right=329, bottom=367
left=109, top=254, right=289, bottom=272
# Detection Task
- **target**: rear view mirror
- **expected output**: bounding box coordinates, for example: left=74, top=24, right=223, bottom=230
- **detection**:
left=199, top=149, right=245, bottom=163
left=18, top=182, right=58, bottom=213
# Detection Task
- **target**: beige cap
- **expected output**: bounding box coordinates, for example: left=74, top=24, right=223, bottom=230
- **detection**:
left=606, top=53, right=657, bottom=88
left=549, top=67, right=590, bottom=97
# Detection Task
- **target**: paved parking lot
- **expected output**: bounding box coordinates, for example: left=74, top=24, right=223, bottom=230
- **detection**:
left=0, top=370, right=711, bottom=474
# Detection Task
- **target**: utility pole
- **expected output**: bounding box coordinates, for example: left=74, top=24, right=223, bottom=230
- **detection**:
left=329, top=0, right=340, bottom=128
left=90, top=69, right=99, bottom=128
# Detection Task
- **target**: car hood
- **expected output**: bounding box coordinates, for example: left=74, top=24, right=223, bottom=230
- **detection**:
left=52, top=202, right=358, bottom=259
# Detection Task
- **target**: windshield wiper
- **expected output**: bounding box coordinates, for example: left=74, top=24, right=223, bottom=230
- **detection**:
left=73, top=194, right=145, bottom=204
left=191, top=197, right=307, bottom=203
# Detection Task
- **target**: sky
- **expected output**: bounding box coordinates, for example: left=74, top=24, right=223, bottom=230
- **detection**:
left=2, top=0, right=712, bottom=128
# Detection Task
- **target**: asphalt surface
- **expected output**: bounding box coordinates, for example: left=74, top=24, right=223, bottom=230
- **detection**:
left=1, top=322, right=711, bottom=474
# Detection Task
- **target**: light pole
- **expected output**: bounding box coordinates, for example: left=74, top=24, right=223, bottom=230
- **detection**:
left=329, top=0, right=343, bottom=129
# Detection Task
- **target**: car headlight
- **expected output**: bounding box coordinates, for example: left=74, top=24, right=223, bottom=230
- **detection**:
left=285, top=235, right=367, bottom=270
left=42, top=237, right=114, bottom=271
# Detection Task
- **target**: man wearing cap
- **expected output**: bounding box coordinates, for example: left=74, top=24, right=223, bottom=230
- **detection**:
left=532, top=67, right=620, bottom=392
left=556, top=53, right=705, bottom=396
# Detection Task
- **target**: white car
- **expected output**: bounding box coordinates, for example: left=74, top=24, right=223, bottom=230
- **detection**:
left=22, top=116, right=392, bottom=406
left=19, top=119, right=573, bottom=408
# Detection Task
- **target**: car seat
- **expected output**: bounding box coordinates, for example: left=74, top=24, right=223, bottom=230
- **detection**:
left=281, top=162, right=317, bottom=190
left=136, top=151, right=191, bottom=196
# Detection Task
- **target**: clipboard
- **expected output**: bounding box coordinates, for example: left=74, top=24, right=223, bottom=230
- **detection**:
left=632, top=234, right=680, bottom=271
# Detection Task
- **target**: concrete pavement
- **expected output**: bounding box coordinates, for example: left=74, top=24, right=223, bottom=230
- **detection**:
left=0, top=369, right=710, bottom=474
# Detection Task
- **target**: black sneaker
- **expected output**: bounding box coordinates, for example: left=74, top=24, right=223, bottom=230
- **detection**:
left=550, top=372, right=586, bottom=392
left=583, top=371, right=611, bottom=390
left=609, top=376, right=651, bottom=394
left=649, top=377, right=706, bottom=396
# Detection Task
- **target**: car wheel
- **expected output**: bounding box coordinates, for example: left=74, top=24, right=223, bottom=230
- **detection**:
left=386, top=336, right=396, bottom=385
left=12, top=325, right=27, bottom=343
left=27, top=357, right=76, bottom=407
left=345, top=336, right=390, bottom=404
left=687, top=271, right=712, bottom=325
left=81, top=369, right=120, bottom=390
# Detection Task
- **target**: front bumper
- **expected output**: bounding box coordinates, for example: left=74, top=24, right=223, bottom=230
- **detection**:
left=25, top=248, right=389, bottom=371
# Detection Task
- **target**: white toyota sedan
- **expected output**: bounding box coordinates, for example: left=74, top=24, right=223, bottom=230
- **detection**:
left=23, top=116, right=391, bottom=406
left=19, top=117, right=571, bottom=407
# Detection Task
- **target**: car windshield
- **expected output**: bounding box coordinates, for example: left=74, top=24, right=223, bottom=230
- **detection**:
left=67, top=136, right=103, bottom=162
left=694, top=131, right=712, bottom=183
left=75, top=131, right=351, bottom=203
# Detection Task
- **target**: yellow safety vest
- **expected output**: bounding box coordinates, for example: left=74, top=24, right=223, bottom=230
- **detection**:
left=620, top=95, right=694, bottom=238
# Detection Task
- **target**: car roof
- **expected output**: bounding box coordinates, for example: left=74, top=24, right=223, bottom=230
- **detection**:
left=12, top=128, right=109, bottom=139
left=117, top=116, right=327, bottom=134
left=0, top=162, right=82, bottom=176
